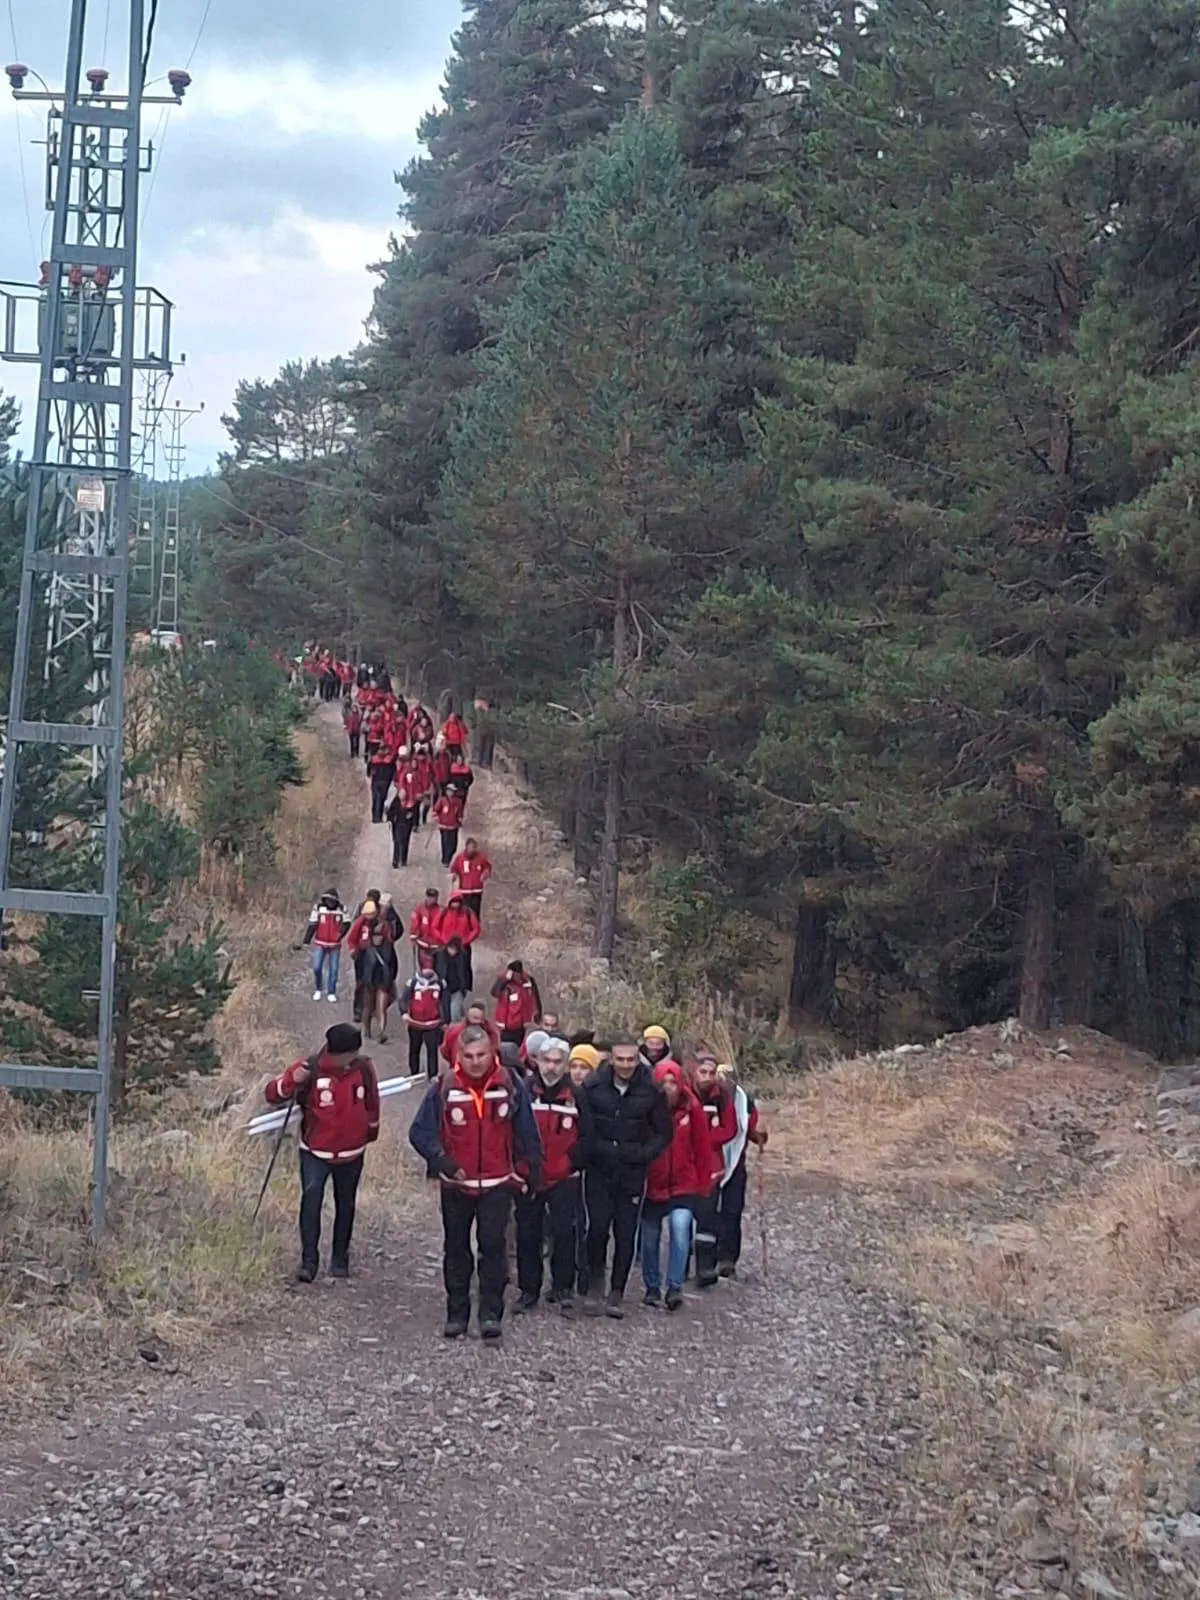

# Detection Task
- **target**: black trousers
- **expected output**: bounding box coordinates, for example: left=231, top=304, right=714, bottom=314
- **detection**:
left=391, top=807, right=419, bottom=866
left=440, top=827, right=458, bottom=867
left=584, top=1168, right=643, bottom=1296
left=299, top=1150, right=363, bottom=1269
left=461, top=891, right=483, bottom=919
left=440, top=1184, right=512, bottom=1323
left=717, top=1161, right=748, bottom=1265
left=516, top=1178, right=579, bottom=1300
left=408, top=1024, right=443, bottom=1078
left=370, top=771, right=393, bottom=823
left=500, top=1026, right=525, bottom=1047
left=348, top=731, right=360, bottom=758
left=694, top=1186, right=721, bottom=1283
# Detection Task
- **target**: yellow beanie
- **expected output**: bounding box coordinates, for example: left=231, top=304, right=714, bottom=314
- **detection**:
left=642, top=1024, right=670, bottom=1044
left=569, top=1044, right=602, bottom=1072
left=362, top=900, right=379, bottom=917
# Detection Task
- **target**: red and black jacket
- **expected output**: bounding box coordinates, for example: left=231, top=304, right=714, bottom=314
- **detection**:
left=303, top=901, right=347, bottom=950
left=492, top=975, right=540, bottom=1031
left=408, top=1061, right=542, bottom=1192
left=265, top=1053, right=380, bottom=1164
left=434, top=790, right=465, bottom=831
left=409, top=902, right=442, bottom=945
left=646, top=1064, right=713, bottom=1203
left=696, top=1082, right=738, bottom=1187
left=451, top=849, right=492, bottom=894
left=436, top=902, right=481, bottom=948
left=392, top=765, right=423, bottom=810
left=439, top=1016, right=500, bottom=1065
left=400, top=969, right=446, bottom=1028
left=526, top=1074, right=590, bottom=1190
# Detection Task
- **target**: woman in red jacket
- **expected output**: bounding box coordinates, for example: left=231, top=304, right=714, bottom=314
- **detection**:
left=640, top=1061, right=712, bottom=1311
left=490, top=959, right=541, bottom=1046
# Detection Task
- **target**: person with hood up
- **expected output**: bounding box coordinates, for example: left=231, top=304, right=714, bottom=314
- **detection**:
left=577, top=1037, right=673, bottom=1319
left=386, top=749, right=424, bottom=867
left=515, top=1036, right=592, bottom=1313
left=377, top=892, right=402, bottom=941
left=639, top=1024, right=673, bottom=1071
left=641, top=1062, right=712, bottom=1310
left=399, top=950, right=448, bottom=1078
left=264, top=1023, right=380, bottom=1282
left=715, top=1062, right=768, bottom=1277
left=436, top=936, right=472, bottom=1022
left=408, top=1024, right=542, bottom=1341
left=347, top=905, right=398, bottom=1043
left=300, top=890, right=348, bottom=1004
left=689, top=1044, right=739, bottom=1288
left=490, top=959, right=542, bottom=1046
left=436, top=891, right=481, bottom=990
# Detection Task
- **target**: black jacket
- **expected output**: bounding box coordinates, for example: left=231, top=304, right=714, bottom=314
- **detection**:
left=436, top=945, right=472, bottom=994
left=577, top=1061, right=672, bottom=1179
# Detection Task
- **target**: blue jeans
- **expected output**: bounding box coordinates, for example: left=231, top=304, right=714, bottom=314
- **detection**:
left=640, top=1202, right=693, bottom=1293
left=311, top=945, right=340, bottom=996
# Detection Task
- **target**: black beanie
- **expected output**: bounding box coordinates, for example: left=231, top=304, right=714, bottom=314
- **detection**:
left=326, top=1023, right=362, bottom=1055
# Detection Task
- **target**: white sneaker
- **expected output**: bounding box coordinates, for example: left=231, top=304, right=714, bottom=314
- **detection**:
left=327, top=994, right=338, bottom=1004
left=312, top=989, right=322, bottom=1002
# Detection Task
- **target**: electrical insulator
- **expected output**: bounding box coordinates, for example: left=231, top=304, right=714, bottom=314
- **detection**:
left=168, top=70, right=191, bottom=99
left=93, top=266, right=112, bottom=291
left=5, top=63, right=28, bottom=91
left=68, top=265, right=84, bottom=289
left=86, top=69, right=109, bottom=94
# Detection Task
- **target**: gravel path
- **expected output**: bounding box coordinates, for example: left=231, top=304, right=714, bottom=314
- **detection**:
left=0, top=712, right=933, bottom=1599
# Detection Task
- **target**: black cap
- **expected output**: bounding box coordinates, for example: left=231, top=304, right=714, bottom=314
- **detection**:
left=326, top=1023, right=362, bottom=1055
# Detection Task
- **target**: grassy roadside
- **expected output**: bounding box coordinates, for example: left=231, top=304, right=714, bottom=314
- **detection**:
left=0, top=714, right=361, bottom=1408
left=770, top=1026, right=1200, bottom=1599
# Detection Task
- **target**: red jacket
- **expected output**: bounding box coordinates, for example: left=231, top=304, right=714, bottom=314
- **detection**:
left=393, top=765, right=423, bottom=809
left=441, top=713, right=469, bottom=751
left=347, top=915, right=395, bottom=956
left=492, top=975, right=539, bottom=1031
left=365, top=708, right=387, bottom=743
left=440, top=1016, right=501, bottom=1065
left=646, top=1064, right=713, bottom=1202
left=526, top=1075, right=583, bottom=1189
left=344, top=705, right=363, bottom=734
left=401, top=969, right=445, bottom=1027
left=265, top=1053, right=380, bottom=1164
left=434, top=790, right=464, bottom=831
left=451, top=849, right=492, bottom=895
left=432, top=749, right=452, bottom=789
left=436, top=902, right=481, bottom=948
left=696, top=1082, right=738, bottom=1186
left=412, top=750, right=435, bottom=797
left=305, top=903, right=347, bottom=950
left=409, top=903, right=442, bottom=945
left=436, top=1062, right=521, bottom=1191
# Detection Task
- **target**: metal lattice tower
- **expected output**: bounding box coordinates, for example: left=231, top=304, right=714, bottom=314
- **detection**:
left=0, top=6, right=190, bottom=1235
left=156, top=402, right=202, bottom=638
left=132, top=370, right=170, bottom=609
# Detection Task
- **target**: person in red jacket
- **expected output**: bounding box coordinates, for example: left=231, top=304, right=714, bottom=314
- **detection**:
left=515, top=1035, right=592, bottom=1313
left=300, top=890, right=348, bottom=1003
left=441, top=710, right=469, bottom=756
left=433, top=783, right=465, bottom=868
left=343, top=698, right=363, bottom=759
left=690, top=1044, right=738, bottom=1288
left=408, top=1025, right=542, bottom=1341
left=436, top=891, right=481, bottom=990
left=450, top=837, right=492, bottom=920
left=412, top=740, right=436, bottom=821
left=264, top=1023, right=380, bottom=1282
left=368, top=731, right=397, bottom=823
left=399, top=951, right=448, bottom=1079
left=490, top=959, right=542, bottom=1046
left=409, top=887, right=442, bottom=962
left=439, top=1000, right=500, bottom=1067
left=715, top=1061, right=768, bottom=1278
left=640, top=1060, right=712, bottom=1310
left=448, top=756, right=475, bottom=817
left=386, top=750, right=424, bottom=867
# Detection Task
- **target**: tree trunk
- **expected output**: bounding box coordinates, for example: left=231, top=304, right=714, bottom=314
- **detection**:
left=1117, top=910, right=1156, bottom=1053
left=1019, top=840, right=1055, bottom=1030
left=787, top=896, right=836, bottom=1028
left=642, top=0, right=660, bottom=107
left=572, top=753, right=599, bottom=880
left=1060, top=861, right=1098, bottom=1025
left=836, top=2, right=858, bottom=81
left=592, top=739, right=624, bottom=960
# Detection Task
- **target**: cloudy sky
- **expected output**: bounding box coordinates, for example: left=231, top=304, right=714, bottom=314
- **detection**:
left=0, top=0, right=462, bottom=465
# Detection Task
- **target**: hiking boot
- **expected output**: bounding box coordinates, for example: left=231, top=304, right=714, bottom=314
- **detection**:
left=580, top=1289, right=604, bottom=1318
left=557, top=1294, right=575, bottom=1316
left=480, top=1318, right=503, bottom=1342
left=604, top=1290, right=625, bottom=1320
left=443, top=1317, right=468, bottom=1339
left=642, top=1287, right=662, bottom=1309
left=329, top=1260, right=349, bottom=1280
left=717, top=1260, right=737, bottom=1279
left=296, top=1260, right=318, bottom=1284
left=544, top=1287, right=561, bottom=1305
left=312, top=989, right=322, bottom=1002
left=696, top=1270, right=719, bottom=1290
left=515, top=1292, right=538, bottom=1313
left=665, top=1286, right=684, bottom=1312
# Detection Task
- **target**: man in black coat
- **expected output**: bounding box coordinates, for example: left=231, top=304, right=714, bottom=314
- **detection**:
left=576, top=1036, right=673, bottom=1319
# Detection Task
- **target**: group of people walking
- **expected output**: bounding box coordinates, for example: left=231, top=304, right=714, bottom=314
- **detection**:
left=274, top=656, right=766, bottom=1336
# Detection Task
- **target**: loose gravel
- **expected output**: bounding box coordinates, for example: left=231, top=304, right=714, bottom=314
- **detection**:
left=0, top=1188, right=932, bottom=1600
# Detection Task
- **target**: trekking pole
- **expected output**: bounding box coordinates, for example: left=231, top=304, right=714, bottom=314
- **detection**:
left=252, top=1098, right=296, bottom=1222
left=756, top=1145, right=769, bottom=1286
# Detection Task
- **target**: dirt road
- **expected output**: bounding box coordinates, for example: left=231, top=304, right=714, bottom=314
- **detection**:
left=0, top=713, right=930, bottom=1600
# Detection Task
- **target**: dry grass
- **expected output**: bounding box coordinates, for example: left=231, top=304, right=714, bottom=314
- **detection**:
left=0, top=710, right=373, bottom=1410
left=769, top=1023, right=1200, bottom=1592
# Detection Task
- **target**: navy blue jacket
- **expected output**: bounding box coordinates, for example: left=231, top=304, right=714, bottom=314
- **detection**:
left=409, top=1065, right=543, bottom=1187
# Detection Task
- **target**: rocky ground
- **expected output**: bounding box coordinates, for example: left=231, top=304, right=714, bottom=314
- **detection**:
left=0, top=710, right=938, bottom=1600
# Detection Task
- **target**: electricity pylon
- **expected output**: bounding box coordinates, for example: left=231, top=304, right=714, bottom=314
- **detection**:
left=132, top=371, right=171, bottom=614
left=0, top=5, right=191, bottom=1235
left=156, top=401, right=203, bottom=639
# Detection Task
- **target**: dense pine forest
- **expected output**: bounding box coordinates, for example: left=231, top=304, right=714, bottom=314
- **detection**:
left=9, top=0, right=1200, bottom=1055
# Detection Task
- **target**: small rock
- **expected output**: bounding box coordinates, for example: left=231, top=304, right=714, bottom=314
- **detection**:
left=244, top=1409, right=269, bottom=1431
left=1076, top=1572, right=1124, bottom=1600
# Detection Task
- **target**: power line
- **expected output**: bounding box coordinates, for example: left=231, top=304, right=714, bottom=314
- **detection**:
left=191, top=477, right=345, bottom=567
left=5, top=2, right=38, bottom=268
left=186, top=0, right=215, bottom=70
